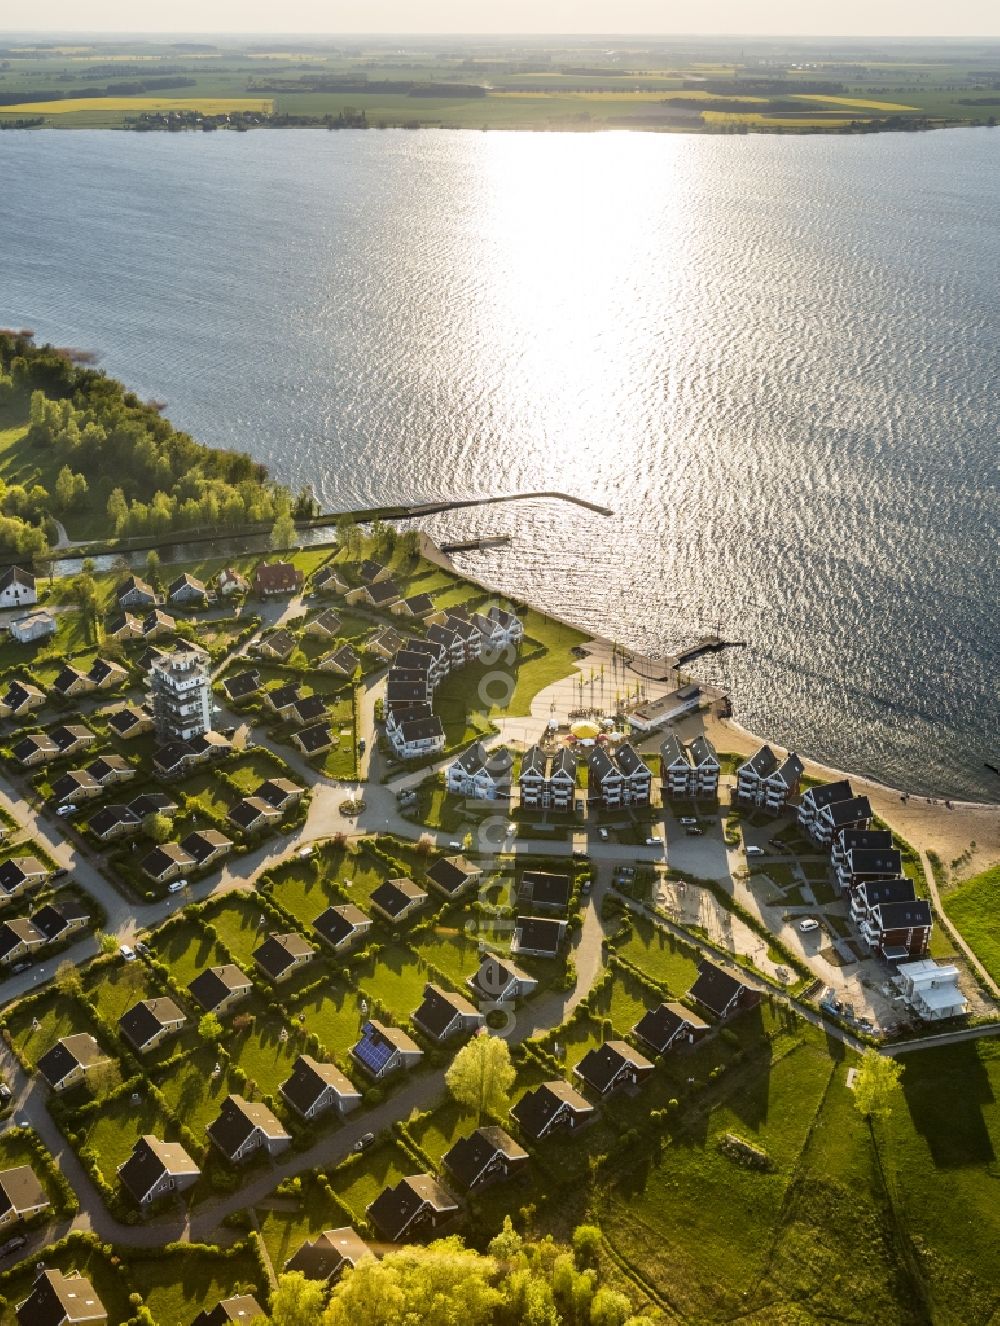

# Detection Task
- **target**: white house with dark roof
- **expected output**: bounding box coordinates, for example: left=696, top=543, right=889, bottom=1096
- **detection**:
left=351, top=1020, right=422, bottom=1080
left=737, top=745, right=803, bottom=813
left=0, top=1165, right=49, bottom=1227
left=518, top=745, right=548, bottom=808
left=660, top=734, right=720, bottom=799
left=280, top=1055, right=362, bottom=1120
left=688, top=960, right=760, bottom=1020
left=411, top=983, right=484, bottom=1043
left=511, top=1081, right=594, bottom=1141
left=467, top=955, right=537, bottom=1005
left=117, top=1136, right=200, bottom=1208
left=633, top=1001, right=709, bottom=1055
left=446, top=741, right=509, bottom=800
left=366, top=1174, right=458, bottom=1243
left=797, top=779, right=853, bottom=838
left=511, top=915, right=566, bottom=958
left=0, top=566, right=36, bottom=609
left=574, top=1040, right=654, bottom=1097
left=207, top=1096, right=290, bottom=1163
left=16, top=1269, right=106, bottom=1326
left=442, top=1126, right=528, bottom=1192
left=814, top=794, right=872, bottom=847
left=386, top=710, right=445, bottom=759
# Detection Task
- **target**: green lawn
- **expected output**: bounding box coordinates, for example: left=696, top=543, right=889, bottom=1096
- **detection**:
left=82, top=960, right=162, bottom=1026
left=225, top=751, right=295, bottom=795
left=0, top=1237, right=135, bottom=1326
left=0, top=1128, right=66, bottom=1212
left=150, top=921, right=235, bottom=992
left=202, top=895, right=271, bottom=969
left=408, top=1098, right=479, bottom=1164
left=615, top=915, right=702, bottom=995
left=942, top=863, right=1000, bottom=985
left=82, top=1091, right=175, bottom=1191
left=591, top=968, right=653, bottom=1038
left=269, top=860, right=342, bottom=929
left=289, top=981, right=365, bottom=1061
left=6, top=990, right=104, bottom=1070
left=409, top=927, right=483, bottom=991
left=328, top=1136, right=420, bottom=1226
left=355, top=942, right=430, bottom=1022
left=156, top=1045, right=244, bottom=1141
left=129, top=1245, right=267, bottom=1326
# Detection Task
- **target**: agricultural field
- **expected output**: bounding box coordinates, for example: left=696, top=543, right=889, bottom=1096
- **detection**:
left=2, top=38, right=998, bottom=133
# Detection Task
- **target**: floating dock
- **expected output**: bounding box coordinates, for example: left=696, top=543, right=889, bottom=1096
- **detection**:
left=439, top=535, right=512, bottom=553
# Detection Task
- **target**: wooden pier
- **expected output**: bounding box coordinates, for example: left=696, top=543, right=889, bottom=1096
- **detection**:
left=439, top=535, right=512, bottom=554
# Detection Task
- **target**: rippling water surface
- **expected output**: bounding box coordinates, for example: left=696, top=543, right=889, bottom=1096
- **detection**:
left=2, top=128, right=998, bottom=798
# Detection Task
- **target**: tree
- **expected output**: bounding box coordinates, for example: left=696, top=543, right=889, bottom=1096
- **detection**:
left=145, top=549, right=161, bottom=586
left=590, top=1288, right=634, bottom=1326
left=571, top=1224, right=602, bottom=1265
left=853, top=1049, right=903, bottom=1123
left=322, top=1243, right=502, bottom=1326
left=96, top=931, right=119, bottom=957
left=264, top=1272, right=325, bottom=1326
left=54, top=960, right=82, bottom=997
left=198, top=1013, right=224, bottom=1045
left=445, top=1032, right=515, bottom=1124
left=144, top=811, right=173, bottom=843
left=271, top=510, right=296, bottom=550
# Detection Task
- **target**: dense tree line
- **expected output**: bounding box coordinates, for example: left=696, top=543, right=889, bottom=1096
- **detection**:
left=263, top=1223, right=653, bottom=1326
left=0, top=332, right=311, bottom=552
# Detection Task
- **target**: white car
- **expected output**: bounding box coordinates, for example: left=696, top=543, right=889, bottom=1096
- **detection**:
left=448, top=841, right=462, bottom=851
left=119, top=944, right=136, bottom=962
left=56, top=804, right=76, bottom=817
left=645, top=836, right=663, bottom=848
left=598, top=828, right=609, bottom=842
left=679, top=817, right=698, bottom=827
left=297, top=847, right=313, bottom=859
left=746, top=845, right=766, bottom=857
left=798, top=918, right=820, bottom=934
left=167, top=879, right=187, bottom=894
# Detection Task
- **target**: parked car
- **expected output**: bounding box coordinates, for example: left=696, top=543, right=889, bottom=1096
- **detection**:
left=746, top=845, right=766, bottom=858
left=167, top=879, right=187, bottom=894
left=598, top=828, right=609, bottom=842
left=297, top=847, right=313, bottom=860
left=0, top=1236, right=26, bottom=1259
left=679, top=817, right=698, bottom=827
left=685, top=827, right=704, bottom=836
left=220, top=725, right=237, bottom=737
left=358, top=738, right=366, bottom=755
left=10, top=962, right=30, bottom=975
left=135, top=941, right=151, bottom=957
left=581, top=879, right=592, bottom=894
left=645, top=836, right=663, bottom=848
left=0, top=1082, right=11, bottom=1104
left=52, top=868, right=69, bottom=879
left=353, top=1132, right=376, bottom=1153
left=56, top=804, right=76, bottom=817
left=798, top=918, right=820, bottom=934
left=119, top=944, right=136, bottom=962
left=448, top=841, right=462, bottom=851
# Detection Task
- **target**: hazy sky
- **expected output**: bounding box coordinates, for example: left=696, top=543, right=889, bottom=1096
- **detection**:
left=5, top=2, right=1000, bottom=38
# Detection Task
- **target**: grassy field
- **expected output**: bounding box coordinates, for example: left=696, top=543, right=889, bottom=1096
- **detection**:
left=5, top=96, right=273, bottom=114
left=615, top=913, right=702, bottom=995
left=942, top=863, right=1000, bottom=985
left=128, top=1245, right=266, bottom=1326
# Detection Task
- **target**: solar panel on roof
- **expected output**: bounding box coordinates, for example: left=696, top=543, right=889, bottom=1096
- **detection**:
left=354, top=1024, right=395, bottom=1074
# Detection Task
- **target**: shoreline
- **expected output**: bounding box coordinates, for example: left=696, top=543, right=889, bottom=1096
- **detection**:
left=421, top=533, right=1000, bottom=876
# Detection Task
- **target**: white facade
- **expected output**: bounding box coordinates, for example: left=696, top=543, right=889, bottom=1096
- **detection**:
left=893, top=959, right=968, bottom=1021
left=148, top=650, right=213, bottom=742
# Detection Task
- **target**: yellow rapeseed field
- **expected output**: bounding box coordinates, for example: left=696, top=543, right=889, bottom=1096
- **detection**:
left=3, top=96, right=273, bottom=114
left=791, top=94, right=918, bottom=111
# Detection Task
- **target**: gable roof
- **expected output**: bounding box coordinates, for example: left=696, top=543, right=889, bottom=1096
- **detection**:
left=689, top=735, right=718, bottom=767
left=207, top=1097, right=289, bottom=1157
left=118, top=998, right=185, bottom=1048
left=520, top=871, right=571, bottom=909
left=0, top=1165, right=47, bottom=1218
left=16, top=1270, right=104, bottom=1326
left=284, top=1228, right=371, bottom=1282
left=370, top=877, right=426, bottom=917
left=633, top=1000, right=709, bottom=1052
left=823, top=795, right=872, bottom=827
left=281, top=1055, right=361, bottom=1115
left=188, top=964, right=250, bottom=1010
left=575, top=1040, right=654, bottom=1093
left=222, top=670, right=261, bottom=701
left=442, top=1126, right=527, bottom=1189
left=513, top=915, right=565, bottom=955
left=367, top=1174, right=458, bottom=1241
left=741, top=744, right=778, bottom=778
left=688, top=960, right=753, bottom=1017
left=118, top=1135, right=199, bottom=1205
left=37, top=1034, right=107, bottom=1087
left=190, top=1297, right=263, bottom=1326
left=412, top=983, right=481, bottom=1039
left=254, top=562, right=302, bottom=593
left=314, top=904, right=369, bottom=948
left=511, top=1081, right=594, bottom=1138
left=352, top=1019, right=421, bottom=1074
left=253, top=932, right=315, bottom=979
left=30, top=899, right=91, bottom=942
left=426, top=855, right=480, bottom=895
left=873, top=898, right=933, bottom=929
left=805, top=778, right=854, bottom=810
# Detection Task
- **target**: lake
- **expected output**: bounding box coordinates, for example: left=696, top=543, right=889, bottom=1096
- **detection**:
left=2, top=127, right=998, bottom=799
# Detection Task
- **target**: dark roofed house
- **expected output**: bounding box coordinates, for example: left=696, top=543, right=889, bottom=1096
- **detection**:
left=312, top=564, right=349, bottom=595
left=386, top=711, right=446, bottom=760
left=442, top=1126, right=528, bottom=1192
left=228, top=797, right=283, bottom=833
left=314, top=903, right=371, bottom=953
left=0, top=856, right=49, bottom=900
left=797, top=778, right=854, bottom=839
left=425, top=854, right=482, bottom=898
left=30, top=899, right=91, bottom=943
left=368, top=625, right=406, bottom=659
left=253, top=932, right=316, bottom=983
left=283, top=1228, right=372, bottom=1284
left=518, top=871, right=572, bottom=914
left=141, top=842, right=195, bottom=884
left=50, top=770, right=102, bottom=805
left=15, top=1270, right=106, bottom=1326
left=180, top=830, right=232, bottom=870
left=129, top=792, right=178, bottom=819
left=633, top=1001, right=709, bottom=1055
left=574, top=1040, right=654, bottom=1097
left=106, top=705, right=153, bottom=740
left=351, top=1020, right=422, bottom=1081
left=319, top=643, right=361, bottom=675
left=117, top=1136, right=200, bottom=1208
left=221, top=670, right=261, bottom=704
left=293, top=722, right=334, bottom=757
left=118, top=998, right=186, bottom=1053
left=13, top=733, right=59, bottom=768
left=254, top=562, right=304, bottom=597
left=280, top=1055, right=362, bottom=1121
left=411, top=983, right=484, bottom=1043
left=117, top=575, right=157, bottom=609
left=370, top=877, right=427, bottom=922
left=255, top=779, right=303, bottom=810
left=511, top=1081, right=595, bottom=1142
left=512, top=915, right=566, bottom=958
left=860, top=897, right=933, bottom=962
left=816, top=794, right=873, bottom=846
left=37, top=1034, right=109, bottom=1093
left=188, top=964, right=251, bottom=1015
left=366, top=1174, right=458, bottom=1243
left=167, top=573, right=206, bottom=605
left=393, top=592, right=435, bottom=619
left=303, top=608, right=342, bottom=639
left=190, top=1297, right=264, bottom=1326
left=257, top=630, right=297, bottom=662
left=0, top=679, right=45, bottom=719
left=468, top=955, right=537, bottom=1005
left=0, top=918, right=46, bottom=965
left=50, top=725, right=96, bottom=756
left=265, top=682, right=301, bottom=715
left=0, top=1165, right=49, bottom=1228
left=356, top=559, right=388, bottom=585
left=107, top=611, right=141, bottom=642
left=688, top=960, right=760, bottom=1020
left=289, top=694, right=327, bottom=727
left=87, top=658, right=128, bottom=691
left=207, top=1097, right=291, bottom=1163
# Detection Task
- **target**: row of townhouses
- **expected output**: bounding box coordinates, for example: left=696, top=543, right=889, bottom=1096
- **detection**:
left=516, top=740, right=651, bottom=810
left=659, top=734, right=721, bottom=799
left=384, top=604, right=523, bottom=761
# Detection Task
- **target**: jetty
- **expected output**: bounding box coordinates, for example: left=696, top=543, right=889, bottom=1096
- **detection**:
left=629, top=635, right=747, bottom=682
left=439, top=534, right=511, bottom=553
